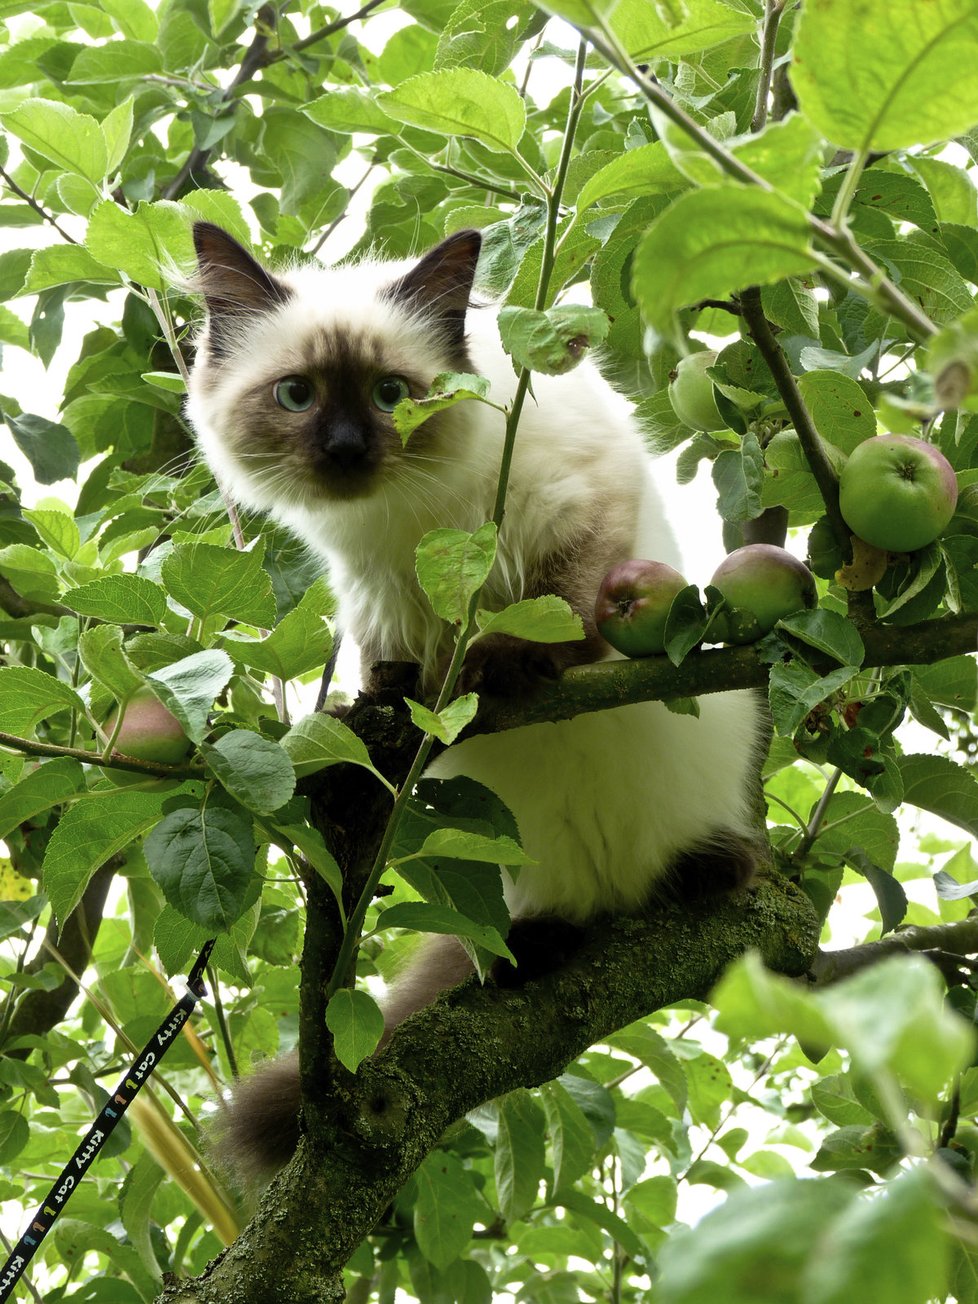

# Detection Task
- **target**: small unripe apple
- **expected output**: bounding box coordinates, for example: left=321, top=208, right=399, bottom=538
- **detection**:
left=668, top=351, right=725, bottom=432
left=710, top=544, right=817, bottom=643
left=838, top=434, right=958, bottom=553
left=595, top=559, right=688, bottom=657
left=107, top=687, right=190, bottom=765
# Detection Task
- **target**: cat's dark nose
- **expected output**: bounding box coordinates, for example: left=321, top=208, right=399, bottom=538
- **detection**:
left=321, top=416, right=368, bottom=470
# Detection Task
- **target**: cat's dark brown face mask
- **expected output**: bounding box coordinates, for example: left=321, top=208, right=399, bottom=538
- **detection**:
left=190, top=223, right=481, bottom=502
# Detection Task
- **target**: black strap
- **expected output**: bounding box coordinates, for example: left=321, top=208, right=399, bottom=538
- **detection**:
left=0, top=938, right=216, bottom=1303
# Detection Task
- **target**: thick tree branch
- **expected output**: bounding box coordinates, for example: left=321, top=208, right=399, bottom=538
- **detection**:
left=160, top=873, right=820, bottom=1304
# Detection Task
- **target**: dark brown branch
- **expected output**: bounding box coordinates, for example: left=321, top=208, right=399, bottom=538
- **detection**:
left=0, top=574, right=73, bottom=621
left=0, top=730, right=199, bottom=779
left=163, top=1, right=389, bottom=201
left=811, top=917, right=978, bottom=985
left=0, top=164, right=79, bottom=244
left=739, top=286, right=853, bottom=561
left=0, top=862, right=116, bottom=1058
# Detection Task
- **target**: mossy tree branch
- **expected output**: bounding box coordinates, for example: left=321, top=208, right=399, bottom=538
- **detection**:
left=159, top=873, right=821, bottom=1304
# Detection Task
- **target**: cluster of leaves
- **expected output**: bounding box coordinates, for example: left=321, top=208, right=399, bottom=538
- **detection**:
left=2, top=0, right=978, bottom=1301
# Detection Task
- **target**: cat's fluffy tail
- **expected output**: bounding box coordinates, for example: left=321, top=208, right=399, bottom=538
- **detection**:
left=210, top=936, right=474, bottom=1184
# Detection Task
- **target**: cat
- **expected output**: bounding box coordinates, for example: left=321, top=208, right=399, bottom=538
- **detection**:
left=185, top=222, right=762, bottom=1180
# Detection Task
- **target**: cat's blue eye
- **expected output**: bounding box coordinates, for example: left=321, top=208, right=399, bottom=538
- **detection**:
left=371, top=376, right=410, bottom=413
left=274, top=376, right=314, bottom=412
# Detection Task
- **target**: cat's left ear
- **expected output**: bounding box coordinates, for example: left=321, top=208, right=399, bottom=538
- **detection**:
left=192, top=222, right=292, bottom=339
left=385, top=230, right=481, bottom=351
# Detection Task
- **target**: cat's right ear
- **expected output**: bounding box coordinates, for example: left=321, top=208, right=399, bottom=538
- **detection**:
left=192, top=223, right=291, bottom=346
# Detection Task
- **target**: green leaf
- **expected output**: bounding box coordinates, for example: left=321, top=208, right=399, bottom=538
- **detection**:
left=0, top=97, right=107, bottom=183
left=540, top=1080, right=596, bottom=1194
left=575, top=140, right=686, bottom=213
left=796, top=371, right=876, bottom=455
left=86, top=200, right=192, bottom=291
left=0, top=667, right=84, bottom=736
left=378, top=69, right=526, bottom=155
left=141, top=370, right=186, bottom=394
left=392, top=372, right=491, bottom=443
left=570, top=0, right=755, bottom=60
left=325, top=989, right=385, bottom=1072
left=147, top=649, right=234, bottom=744
left=3, top=411, right=80, bottom=484
left=0, top=544, right=60, bottom=603
left=497, top=304, right=610, bottom=374
left=23, top=507, right=80, bottom=559
left=776, top=609, right=866, bottom=667
left=475, top=595, right=584, bottom=644
left=655, top=1177, right=853, bottom=1304
left=805, top=1166, right=947, bottom=1304
left=898, top=752, right=978, bottom=838
left=414, top=827, right=531, bottom=865
left=843, top=849, right=908, bottom=935
left=0, top=1112, right=29, bottom=1165
left=820, top=954, right=974, bottom=1100
left=64, top=574, right=167, bottom=627
left=21, top=245, right=117, bottom=293
left=712, top=951, right=835, bottom=1054
left=68, top=39, right=162, bottom=84
left=0, top=758, right=85, bottom=841
left=302, top=89, right=397, bottom=135
left=625, top=1175, right=678, bottom=1228
left=377, top=901, right=513, bottom=959
left=633, top=188, right=814, bottom=342
left=711, top=432, right=764, bottom=523
left=416, top=522, right=497, bottom=625
left=78, top=624, right=144, bottom=702
left=221, top=578, right=332, bottom=681
left=768, top=662, right=860, bottom=737
left=161, top=539, right=276, bottom=627
left=42, top=789, right=165, bottom=927
left=144, top=801, right=258, bottom=931
left=203, top=730, right=296, bottom=814
left=494, top=1089, right=546, bottom=1222
left=405, top=693, right=478, bottom=744
left=793, top=0, right=978, bottom=152
left=281, top=713, right=380, bottom=781
left=414, top=1150, right=483, bottom=1270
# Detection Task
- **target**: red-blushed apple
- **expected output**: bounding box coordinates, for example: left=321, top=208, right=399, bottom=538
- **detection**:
left=710, top=544, right=817, bottom=644
left=838, top=434, right=958, bottom=553
left=105, top=686, right=190, bottom=768
left=668, top=351, right=725, bottom=432
left=595, top=559, right=688, bottom=657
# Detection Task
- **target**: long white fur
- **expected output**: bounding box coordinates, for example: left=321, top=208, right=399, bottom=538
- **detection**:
left=187, top=251, right=761, bottom=924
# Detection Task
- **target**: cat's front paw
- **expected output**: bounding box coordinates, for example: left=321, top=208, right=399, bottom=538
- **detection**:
left=459, top=634, right=565, bottom=697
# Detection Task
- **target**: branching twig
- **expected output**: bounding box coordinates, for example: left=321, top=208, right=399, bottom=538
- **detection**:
left=739, top=286, right=853, bottom=560
left=0, top=164, right=80, bottom=244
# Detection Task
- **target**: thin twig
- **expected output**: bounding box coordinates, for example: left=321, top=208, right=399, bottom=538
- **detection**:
left=751, top=1, right=786, bottom=132
left=0, top=164, right=80, bottom=244
left=791, top=767, right=843, bottom=862
left=739, top=287, right=853, bottom=559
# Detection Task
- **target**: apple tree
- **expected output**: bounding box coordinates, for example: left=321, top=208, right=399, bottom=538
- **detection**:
left=2, top=2, right=978, bottom=1302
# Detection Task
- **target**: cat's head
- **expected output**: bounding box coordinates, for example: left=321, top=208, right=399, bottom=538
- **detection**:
left=185, top=224, right=482, bottom=511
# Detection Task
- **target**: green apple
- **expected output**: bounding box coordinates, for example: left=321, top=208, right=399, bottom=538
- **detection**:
left=104, top=687, right=190, bottom=781
left=668, top=351, right=725, bottom=432
left=710, top=544, right=817, bottom=643
left=838, top=434, right=958, bottom=553
left=594, top=559, right=688, bottom=657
